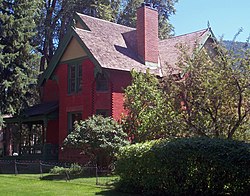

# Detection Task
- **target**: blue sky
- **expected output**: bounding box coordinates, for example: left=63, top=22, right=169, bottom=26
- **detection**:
left=170, top=0, right=250, bottom=41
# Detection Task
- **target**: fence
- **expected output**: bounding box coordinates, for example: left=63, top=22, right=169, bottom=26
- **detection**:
left=0, top=159, right=117, bottom=186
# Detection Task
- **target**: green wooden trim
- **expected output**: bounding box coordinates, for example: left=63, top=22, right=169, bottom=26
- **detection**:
left=38, top=26, right=102, bottom=87
left=67, top=64, right=71, bottom=94
left=197, top=28, right=217, bottom=51
left=67, top=59, right=83, bottom=94
left=190, top=28, right=217, bottom=60
left=73, top=13, right=91, bottom=31
left=60, top=56, right=88, bottom=65
left=4, top=112, right=58, bottom=124
left=38, top=28, right=74, bottom=86
left=67, top=111, right=82, bottom=133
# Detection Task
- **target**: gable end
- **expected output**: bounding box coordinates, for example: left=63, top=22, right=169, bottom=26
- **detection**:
left=38, top=27, right=102, bottom=86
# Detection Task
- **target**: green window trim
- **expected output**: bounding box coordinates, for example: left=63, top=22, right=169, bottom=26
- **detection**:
left=67, top=112, right=82, bottom=133
left=68, top=61, right=82, bottom=94
left=96, top=109, right=110, bottom=117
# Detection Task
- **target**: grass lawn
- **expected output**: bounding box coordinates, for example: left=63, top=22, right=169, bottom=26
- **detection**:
left=0, top=174, right=137, bottom=196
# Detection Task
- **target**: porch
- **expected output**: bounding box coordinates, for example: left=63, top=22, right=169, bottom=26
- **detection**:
left=1, top=101, right=59, bottom=161
left=1, top=143, right=58, bottom=161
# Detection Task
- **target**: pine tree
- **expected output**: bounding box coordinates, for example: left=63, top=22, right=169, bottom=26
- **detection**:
left=0, top=0, right=41, bottom=123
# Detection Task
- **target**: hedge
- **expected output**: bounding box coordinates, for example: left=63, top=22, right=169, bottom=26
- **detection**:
left=115, top=137, right=250, bottom=195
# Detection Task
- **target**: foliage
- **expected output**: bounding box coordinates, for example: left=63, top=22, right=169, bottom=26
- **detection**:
left=50, top=163, right=83, bottom=176
left=115, top=137, right=250, bottom=195
left=63, top=115, right=129, bottom=166
left=35, top=0, right=121, bottom=71
left=118, top=0, right=178, bottom=39
left=161, top=41, right=250, bottom=140
left=0, top=0, right=41, bottom=121
left=50, top=166, right=69, bottom=175
left=123, top=70, right=182, bottom=143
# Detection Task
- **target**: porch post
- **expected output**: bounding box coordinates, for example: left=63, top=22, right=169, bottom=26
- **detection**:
left=18, top=121, right=22, bottom=155
left=42, top=118, right=48, bottom=145
left=28, top=123, right=32, bottom=154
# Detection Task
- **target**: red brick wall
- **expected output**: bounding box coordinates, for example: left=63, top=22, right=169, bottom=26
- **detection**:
left=136, top=5, right=158, bottom=64
left=55, top=59, right=94, bottom=145
left=109, top=69, right=131, bottom=120
left=43, top=58, right=132, bottom=163
left=41, top=79, right=59, bottom=102
left=46, top=119, right=59, bottom=145
left=54, top=58, right=95, bottom=161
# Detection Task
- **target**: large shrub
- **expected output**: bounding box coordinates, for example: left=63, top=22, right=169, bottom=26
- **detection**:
left=115, top=137, right=250, bottom=195
left=63, top=115, right=129, bottom=167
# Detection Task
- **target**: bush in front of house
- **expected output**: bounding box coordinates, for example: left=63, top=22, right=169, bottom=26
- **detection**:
left=63, top=115, right=129, bottom=168
left=50, top=163, right=83, bottom=176
left=115, top=137, right=250, bottom=195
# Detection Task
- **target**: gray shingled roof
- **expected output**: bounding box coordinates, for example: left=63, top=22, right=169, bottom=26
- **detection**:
left=159, top=29, right=211, bottom=75
left=75, top=13, right=211, bottom=76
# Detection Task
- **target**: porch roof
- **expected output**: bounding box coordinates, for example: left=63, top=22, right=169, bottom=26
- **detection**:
left=4, top=101, right=59, bottom=124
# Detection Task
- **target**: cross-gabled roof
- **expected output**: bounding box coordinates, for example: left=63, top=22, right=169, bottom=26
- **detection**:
left=39, top=13, right=215, bottom=86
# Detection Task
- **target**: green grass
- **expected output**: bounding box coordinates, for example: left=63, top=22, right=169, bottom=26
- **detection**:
left=0, top=174, right=137, bottom=196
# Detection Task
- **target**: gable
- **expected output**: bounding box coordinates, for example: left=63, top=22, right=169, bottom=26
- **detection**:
left=39, top=12, right=217, bottom=86
left=38, top=27, right=102, bottom=86
left=60, top=37, right=87, bottom=62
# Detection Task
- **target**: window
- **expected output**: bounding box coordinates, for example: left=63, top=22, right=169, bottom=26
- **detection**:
left=96, top=109, right=110, bottom=117
left=96, top=73, right=108, bottom=91
left=67, top=112, right=82, bottom=133
left=68, top=63, right=82, bottom=94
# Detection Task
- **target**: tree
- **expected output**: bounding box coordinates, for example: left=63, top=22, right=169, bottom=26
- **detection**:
left=0, top=0, right=41, bottom=124
left=63, top=115, right=129, bottom=167
left=123, top=40, right=250, bottom=141
left=36, top=0, right=121, bottom=71
left=123, top=70, right=182, bottom=143
left=118, top=0, right=178, bottom=39
left=162, top=41, right=250, bottom=140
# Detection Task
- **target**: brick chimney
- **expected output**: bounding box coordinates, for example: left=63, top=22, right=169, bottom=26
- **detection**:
left=136, top=3, right=159, bottom=67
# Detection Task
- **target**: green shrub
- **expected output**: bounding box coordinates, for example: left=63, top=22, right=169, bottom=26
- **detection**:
left=64, top=115, right=129, bottom=167
left=115, top=137, right=250, bottom=195
left=50, top=166, right=69, bottom=175
left=50, top=163, right=83, bottom=176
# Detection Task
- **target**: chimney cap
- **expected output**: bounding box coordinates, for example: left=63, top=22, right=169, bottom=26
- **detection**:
left=140, top=2, right=157, bottom=10
left=141, top=2, right=152, bottom=8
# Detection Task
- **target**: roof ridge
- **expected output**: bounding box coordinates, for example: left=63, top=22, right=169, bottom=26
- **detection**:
left=76, top=12, right=135, bottom=31
left=160, top=28, right=209, bottom=42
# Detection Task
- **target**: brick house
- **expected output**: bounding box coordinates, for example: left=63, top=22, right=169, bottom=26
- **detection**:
left=2, top=3, right=216, bottom=162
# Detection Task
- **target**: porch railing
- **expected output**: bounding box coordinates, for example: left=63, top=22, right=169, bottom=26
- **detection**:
left=18, top=144, right=58, bottom=161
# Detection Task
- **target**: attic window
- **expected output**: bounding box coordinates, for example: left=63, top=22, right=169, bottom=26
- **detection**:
left=96, top=73, right=108, bottom=91
left=68, top=63, right=82, bottom=94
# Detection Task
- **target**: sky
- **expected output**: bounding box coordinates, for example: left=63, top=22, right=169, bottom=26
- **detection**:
left=170, top=0, right=250, bottom=42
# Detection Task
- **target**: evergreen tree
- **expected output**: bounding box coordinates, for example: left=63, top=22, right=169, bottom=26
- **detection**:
left=0, top=0, right=41, bottom=123
left=118, top=0, right=178, bottom=39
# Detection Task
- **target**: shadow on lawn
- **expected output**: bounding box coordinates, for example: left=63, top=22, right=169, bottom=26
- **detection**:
left=40, top=174, right=82, bottom=181
left=95, top=189, right=141, bottom=196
